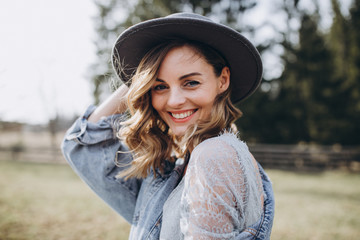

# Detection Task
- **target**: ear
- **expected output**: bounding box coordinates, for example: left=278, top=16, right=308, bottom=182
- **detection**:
left=218, top=66, right=230, bottom=94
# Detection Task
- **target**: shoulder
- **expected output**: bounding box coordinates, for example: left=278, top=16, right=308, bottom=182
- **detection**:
left=189, top=132, right=251, bottom=169
left=192, top=132, right=249, bottom=159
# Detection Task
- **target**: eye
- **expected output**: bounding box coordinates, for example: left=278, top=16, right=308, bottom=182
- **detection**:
left=184, top=80, right=200, bottom=87
left=153, top=84, right=168, bottom=91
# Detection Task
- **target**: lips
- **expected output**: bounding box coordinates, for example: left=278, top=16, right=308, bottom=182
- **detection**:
left=169, top=109, right=197, bottom=121
left=171, top=110, right=194, bottom=119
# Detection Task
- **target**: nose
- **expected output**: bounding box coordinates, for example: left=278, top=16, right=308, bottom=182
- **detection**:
left=167, top=88, right=186, bottom=108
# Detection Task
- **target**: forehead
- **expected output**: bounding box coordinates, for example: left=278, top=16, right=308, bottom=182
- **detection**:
left=158, top=46, right=211, bottom=76
left=164, top=45, right=203, bottom=64
left=157, top=45, right=216, bottom=81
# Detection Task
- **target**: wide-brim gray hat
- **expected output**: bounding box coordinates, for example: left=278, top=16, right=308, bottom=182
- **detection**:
left=112, top=12, right=262, bottom=103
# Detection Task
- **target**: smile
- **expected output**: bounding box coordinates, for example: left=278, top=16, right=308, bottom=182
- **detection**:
left=170, top=110, right=196, bottom=119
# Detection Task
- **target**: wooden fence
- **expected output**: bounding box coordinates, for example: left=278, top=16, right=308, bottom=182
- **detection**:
left=249, top=144, right=360, bottom=172
left=0, top=146, right=65, bottom=163
left=1, top=144, right=359, bottom=172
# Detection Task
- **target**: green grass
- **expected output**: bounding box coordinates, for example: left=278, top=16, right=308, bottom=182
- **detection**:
left=0, top=160, right=130, bottom=240
left=270, top=169, right=360, bottom=239
left=0, top=160, right=359, bottom=239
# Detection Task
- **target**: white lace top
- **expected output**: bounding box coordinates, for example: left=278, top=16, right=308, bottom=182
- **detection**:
left=160, top=132, right=264, bottom=239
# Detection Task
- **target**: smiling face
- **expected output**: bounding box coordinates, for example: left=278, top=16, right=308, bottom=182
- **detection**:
left=151, top=45, right=230, bottom=136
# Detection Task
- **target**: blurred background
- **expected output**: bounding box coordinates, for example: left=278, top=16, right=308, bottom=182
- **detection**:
left=1, top=0, right=359, bottom=239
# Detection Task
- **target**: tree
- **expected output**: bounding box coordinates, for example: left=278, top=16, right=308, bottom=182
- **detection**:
left=239, top=1, right=338, bottom=144
left=327, top=0, right=360, bottom=144
left=237, top=0, right=306, bottom=144
left=296, top=13, right=335, bottom=143
left=347, top=0, right=360, bottom=143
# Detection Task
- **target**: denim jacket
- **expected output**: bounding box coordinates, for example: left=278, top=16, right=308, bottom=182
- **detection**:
left=61, top=106, right=275, bottom=239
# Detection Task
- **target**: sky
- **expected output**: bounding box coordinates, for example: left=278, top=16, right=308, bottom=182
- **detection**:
left=0, top=0, right=352, bottom=125
left=0, top=0, right=96, bottom=124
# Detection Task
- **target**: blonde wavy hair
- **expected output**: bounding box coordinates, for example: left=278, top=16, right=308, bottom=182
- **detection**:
left=116, top=39, right=242, bottom=179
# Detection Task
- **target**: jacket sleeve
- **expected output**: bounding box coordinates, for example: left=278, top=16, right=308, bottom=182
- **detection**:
left=61, top=105, right=141, bottom=223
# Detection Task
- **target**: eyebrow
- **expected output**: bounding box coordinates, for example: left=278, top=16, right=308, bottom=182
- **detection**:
left=156, top=72, right=202, bottom=82
left=179, top=72, right=202, bottom=80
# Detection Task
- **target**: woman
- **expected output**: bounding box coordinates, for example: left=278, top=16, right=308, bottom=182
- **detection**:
left=62, top=13, right=274, bottom=239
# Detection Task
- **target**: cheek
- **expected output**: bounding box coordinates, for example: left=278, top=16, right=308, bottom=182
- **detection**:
left=151, top=94, right=163, bottom=113
left=196, top=90, right=218, bottom=106
left=201, top=90, right=219, bottom=111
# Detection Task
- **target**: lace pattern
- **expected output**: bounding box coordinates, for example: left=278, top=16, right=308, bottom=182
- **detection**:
left=180, top=132, right=264, bottom=239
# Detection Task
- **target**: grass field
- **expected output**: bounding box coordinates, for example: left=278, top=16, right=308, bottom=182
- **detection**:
left=0, top=160, right=359, bottom=240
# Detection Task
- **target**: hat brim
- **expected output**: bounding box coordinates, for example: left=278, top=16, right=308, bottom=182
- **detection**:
left=112, top=14, right=262, bottom=103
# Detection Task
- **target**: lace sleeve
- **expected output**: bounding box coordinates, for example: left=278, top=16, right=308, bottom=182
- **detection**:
left=180, top=134, right=263, bottom=240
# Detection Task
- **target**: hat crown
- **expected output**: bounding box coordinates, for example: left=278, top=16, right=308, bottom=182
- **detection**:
left=166, top=12, right=212, bottom=22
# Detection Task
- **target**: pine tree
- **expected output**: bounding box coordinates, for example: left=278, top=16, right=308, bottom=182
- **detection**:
left=346, top=0, right=360, bottom=144
left=238, top=0, right=305, bottom=144
left=327, top=0, right=360, bottom=144
left=251, top=5, right=336, bottom=144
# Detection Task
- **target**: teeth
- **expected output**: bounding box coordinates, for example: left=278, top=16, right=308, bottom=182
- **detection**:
left=171, top=110, right=194, bottom=119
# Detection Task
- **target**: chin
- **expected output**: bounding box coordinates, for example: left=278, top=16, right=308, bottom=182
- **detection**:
left=169, top=127, right=188, bottom=137
left=172, top=131, right=186, bottom=137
